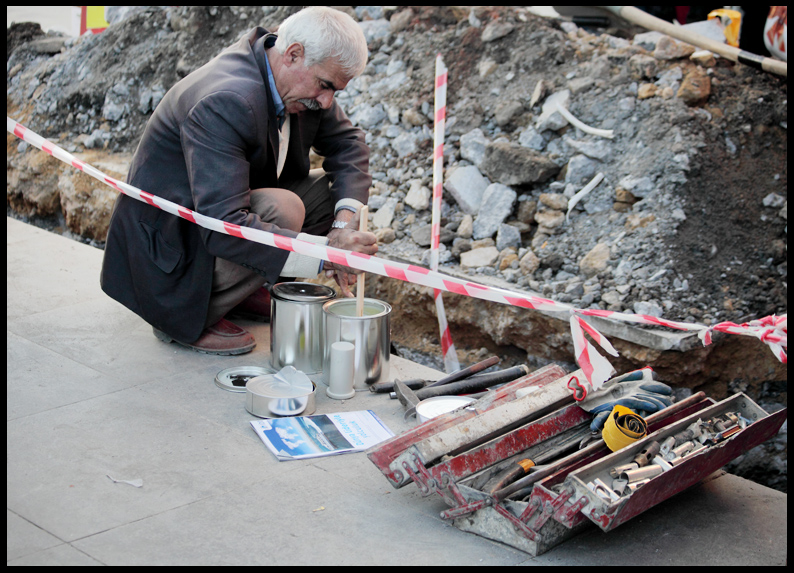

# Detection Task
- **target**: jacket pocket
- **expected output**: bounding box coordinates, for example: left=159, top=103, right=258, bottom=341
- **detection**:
left=139, top=220, right=183, bottom=274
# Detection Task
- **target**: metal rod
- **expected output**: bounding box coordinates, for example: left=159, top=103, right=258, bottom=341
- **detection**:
left=425, top=356, right=501, bottom=388
left=415, top=365, right=529, bottom=400
left=355, top=205, right=368, bottom=317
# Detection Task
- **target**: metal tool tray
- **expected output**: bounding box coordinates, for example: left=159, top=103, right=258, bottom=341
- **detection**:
left=560, top=392, right=787, bottom=533
left=368, top=367, right=787, bottom=557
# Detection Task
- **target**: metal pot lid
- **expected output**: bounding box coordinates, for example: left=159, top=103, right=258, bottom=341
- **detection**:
left=416, top=395, right=477, bottom=422
left=215, top=365, right=275, bottom=392
left=247, top=366, right=314, bottom=399
left=271, top=282, right=335, bottom=302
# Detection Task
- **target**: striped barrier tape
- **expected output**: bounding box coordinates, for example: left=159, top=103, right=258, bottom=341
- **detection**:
left=7, top=116, right=787, bottom=397
left=431, top=54, right=460, bottom=373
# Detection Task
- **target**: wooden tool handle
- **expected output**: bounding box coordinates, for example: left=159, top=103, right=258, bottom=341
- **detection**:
left=356, top=206, right=368, bottom=316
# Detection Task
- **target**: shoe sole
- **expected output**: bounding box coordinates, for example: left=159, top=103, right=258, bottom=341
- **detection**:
left=153, top=328, right=256, bottom=355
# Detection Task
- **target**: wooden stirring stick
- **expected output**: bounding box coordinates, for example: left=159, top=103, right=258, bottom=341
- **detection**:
left=356, top=205, right=368, bottom=316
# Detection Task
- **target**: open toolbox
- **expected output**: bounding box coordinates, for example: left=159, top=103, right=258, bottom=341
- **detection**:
left=367, top=365, right=787, bottom=556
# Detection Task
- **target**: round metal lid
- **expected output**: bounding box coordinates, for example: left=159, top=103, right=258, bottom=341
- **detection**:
left=416, top=396, right=477, bottom=422
left=215, top=365, right=275, bottom=393
left=247, top=374, right=313, bottom=399
left=271, top=282, right=336, bottom=303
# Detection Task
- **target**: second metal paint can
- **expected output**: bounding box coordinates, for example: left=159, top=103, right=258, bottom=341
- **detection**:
left=322, top=298, right=391, bottom=391
left=270, top=282, right=336, bottom=373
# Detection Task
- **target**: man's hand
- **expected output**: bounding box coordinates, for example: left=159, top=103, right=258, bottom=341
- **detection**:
left=324, top=207, right=378, bottom=297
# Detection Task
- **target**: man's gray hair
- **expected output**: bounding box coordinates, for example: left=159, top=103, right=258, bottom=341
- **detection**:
left=275, top=7, right=369, bottom=78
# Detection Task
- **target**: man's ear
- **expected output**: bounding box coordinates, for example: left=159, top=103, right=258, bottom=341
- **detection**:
left=283, top=42, right=305, bottom=66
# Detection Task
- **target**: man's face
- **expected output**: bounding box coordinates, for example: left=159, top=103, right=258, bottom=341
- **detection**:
left=277, top=44, right=351, bottom=114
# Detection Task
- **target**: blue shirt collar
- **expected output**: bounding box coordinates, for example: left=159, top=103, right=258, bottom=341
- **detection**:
left=263, top=37, right=285, bottom=123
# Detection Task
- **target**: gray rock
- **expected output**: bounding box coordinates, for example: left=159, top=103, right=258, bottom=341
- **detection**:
left=369, top=70, right=407, bottom=99
left=460, top=128, right=488, bottom=168
left=494, top=100, right=524, bottom=126
left=389, top=8, right=414, bottom=33
left=762, top=192, right=786, bottom=209
left=534, top=209, right=565, bottom=229
left=519, top=249, right=540, bottom=275
left=618, top=175, right=654, bottom=198
left=518, top=126, right=546, bottom=151
left=356, top=6, right=384, bottom=20
left=102, top=98, right=126, bottom=122
left=496, top=224, right=522, bottom=251
left=84, top=128, right=109, bottom=149
left=386, top=58, right=405, bottom=77
left=481, top=19, right=515, bottom=43
left=568, top=76, right=594, bottom=95
left=26, top=37, right=66, bottom=55
left=472, top=183, right=517, bottom=239
left=350, top=102, right=387, bottom=129
left=457, top=214, right=474, bottom=238
left=444, top=165, right=489, bottom=215
left=367, top=195, right=389, bottom=210
left=460, top=246, right=500, bottom=268
left=404, top=179, right=430, bottom=211
left=482, top=142, right=560, bottom=186
left=633, top=300, right=664, bottom=318
left=601, top=290, right=622, bottom=306
left=579, top=242, right=611, bottom=277
left=358, top=19, right=391, bottom=44
left=563, top=136, right=612, bottom=161
left=633, top=30, right=664, bottom=51
left=565, top=154, right=598, bottom=185
left=371, top=197, right=398, bottom=229
left=391, top=131, right=417, bottom=158
left=535, top=90, right=570, bottom=132
left=411, top=224, right=455, bottom=247
left=539, top=193, right=569, bottom=211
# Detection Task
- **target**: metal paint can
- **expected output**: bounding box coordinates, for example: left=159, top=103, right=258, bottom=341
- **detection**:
left=270, top=282, right=336, bottom=373
left=322, top=298, right=391, bottom=391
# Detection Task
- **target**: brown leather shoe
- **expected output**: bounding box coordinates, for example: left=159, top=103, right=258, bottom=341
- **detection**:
left=153, top=318, right=256, bottom=355
left=228, top=287, right=271, bottom=323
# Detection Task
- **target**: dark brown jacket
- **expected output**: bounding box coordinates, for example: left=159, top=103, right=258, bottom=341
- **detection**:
left=101, top=27, right=370, bottom=342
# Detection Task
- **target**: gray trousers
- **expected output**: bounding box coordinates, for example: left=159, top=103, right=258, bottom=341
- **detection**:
left=205, top=169, right=334, bottom=328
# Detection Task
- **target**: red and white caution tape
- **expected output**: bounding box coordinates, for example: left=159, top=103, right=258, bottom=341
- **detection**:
left=7, top=116, right=787, bottom=397
left=431, top=54, right=460, bottom=373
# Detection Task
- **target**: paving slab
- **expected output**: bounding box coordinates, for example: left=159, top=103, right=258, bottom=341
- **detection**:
left=6, top=217, right=787, bottom=565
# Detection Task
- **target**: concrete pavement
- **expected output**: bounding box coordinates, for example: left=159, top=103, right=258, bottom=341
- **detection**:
left=7, top=217, right=787, bottom=565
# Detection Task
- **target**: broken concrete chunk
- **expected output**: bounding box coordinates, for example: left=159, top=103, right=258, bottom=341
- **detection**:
left=496, top=223, right=522, bottom=251
left=459, top=128, right=488, bottom=169
left=472, top=183, right=516, bottom=240
left=444, top=165, right=489, bottom=215
left=482, top=142, right=560, bottom=186
left=481, top=19, right=515, bottom=43
left=677, top=68, right=711, bottom=107
left=579, top=242, right=611, bottom=277
left=460, top=246, right=499, bottom=268
left=404, top=179, right=430, bottom=211
left=653, top=35, right=696, bottom=60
